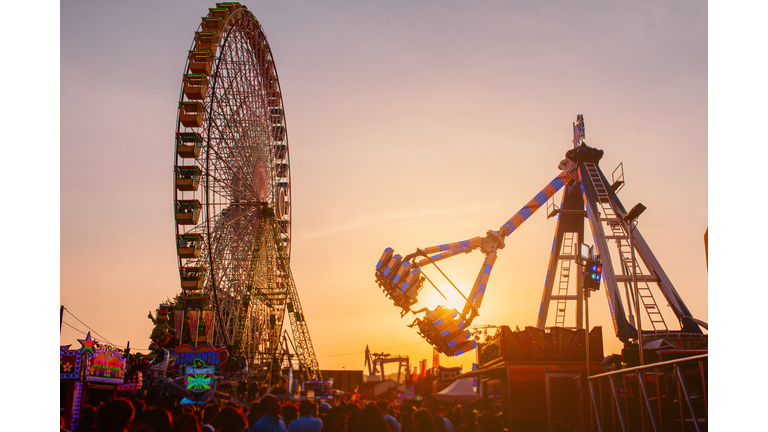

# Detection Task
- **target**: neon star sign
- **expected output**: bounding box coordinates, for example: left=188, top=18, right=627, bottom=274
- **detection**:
left=60, top=345, right=82, bottom=380
left=78, top=332, right=97, bottom=355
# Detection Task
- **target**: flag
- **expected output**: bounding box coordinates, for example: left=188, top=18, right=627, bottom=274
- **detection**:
left=419, top=359, right=427, bottom=379
left=188, top=310, right=200, bottom=344
left=174, top=310, right=185, bottom=342
left=202, top=310, right=214, bottom=343
left=432, top=347, right=440, bottom=371
left=572, top=114, right=585, bottom=146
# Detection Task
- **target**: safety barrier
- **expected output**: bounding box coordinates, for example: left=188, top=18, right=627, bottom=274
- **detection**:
left=586, top=354, right=707, bottom=432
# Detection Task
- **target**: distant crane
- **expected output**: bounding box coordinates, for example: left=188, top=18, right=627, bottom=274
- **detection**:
left=364, top=345, right=411, bottom=383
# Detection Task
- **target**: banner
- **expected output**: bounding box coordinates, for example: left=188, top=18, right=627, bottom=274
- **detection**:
left=432, top=347, right=440, bottom=371
left=188, top=310, right=200, bottom=344
left=174, top=310, right=185, bottom=342
left=419, top=359, right=427, bottom=379
left=202, top=310, right=214, bottom=344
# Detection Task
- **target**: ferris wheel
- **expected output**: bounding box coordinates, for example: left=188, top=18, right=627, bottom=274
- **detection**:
left=172, top=3, right=318, bottom=379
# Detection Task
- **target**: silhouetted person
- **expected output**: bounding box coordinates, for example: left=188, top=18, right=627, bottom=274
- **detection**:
left=174, top=413, right=201, bottom=432
left=214, top=406, right=248, bottom=432
left=130, top=407, right=173, bottom=432
left=475, top=400, right=502, bottom=432
left=288, top=401, right=322, bottom=432
left=96, top=398, right=135, bottom=432
left=421, top=397, right=451, bottom=432
left=247, top=401, right=264, bottom=430
left=454, top=407, right=481, bottom=432
left=397, top=404, right=416, bottom=432
left=355, top=405, right=388, bottom=432
left=408, top=409, right=438, bottom=432
left=376, top=401, right=400, bottom=432
left=445, top=406, right=462, bottom=432
left=343, top=404, right=361, bottom=432
left=75, top=406, right=97, bottom=432
left=251, top=395, right=286, bottom=432
left=282, top=404, right=299, bottom=428
left=201, top=405, right=220, bottom=432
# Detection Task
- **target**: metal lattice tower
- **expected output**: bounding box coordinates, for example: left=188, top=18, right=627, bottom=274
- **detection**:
left=537, top=115, right=704, bottom=344
left=245, top=206, right=321, bottom=383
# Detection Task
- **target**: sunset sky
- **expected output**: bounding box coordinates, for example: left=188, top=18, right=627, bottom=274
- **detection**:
left=0, top=0, right=754, bottom=426
left=55, top=0, right=714, bottom=375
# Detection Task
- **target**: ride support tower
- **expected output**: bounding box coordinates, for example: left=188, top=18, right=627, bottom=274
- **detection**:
left=537, top=115, right=706, bottom=350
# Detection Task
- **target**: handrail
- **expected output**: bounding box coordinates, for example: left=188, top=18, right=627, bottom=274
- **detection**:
left=587, top=353, right=708, bottom=380
left=586, top=354, right=707, bottom=432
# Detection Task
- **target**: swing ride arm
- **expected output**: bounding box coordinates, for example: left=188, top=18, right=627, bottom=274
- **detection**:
left=374, top=163, right=576, bottom=356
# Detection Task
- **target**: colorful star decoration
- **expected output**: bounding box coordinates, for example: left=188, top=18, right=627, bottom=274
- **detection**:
left=78, top=332, right=98, bottom=355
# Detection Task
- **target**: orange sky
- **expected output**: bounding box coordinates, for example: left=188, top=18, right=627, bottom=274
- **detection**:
left=55, top=1, right=712, bottom=376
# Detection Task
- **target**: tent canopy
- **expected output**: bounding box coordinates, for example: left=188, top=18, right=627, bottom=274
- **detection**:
left=436, top=377, right=479, bottom=403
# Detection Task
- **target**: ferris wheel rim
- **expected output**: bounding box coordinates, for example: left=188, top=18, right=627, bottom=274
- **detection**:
left=172, top=5, right=293, bottom=353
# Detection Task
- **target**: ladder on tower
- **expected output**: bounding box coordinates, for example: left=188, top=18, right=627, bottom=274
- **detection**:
left=233, top=293, right=252, bottom=352
left=554, top=232, right=576, bottom=328
left=583, top=162, right=668, bottom=332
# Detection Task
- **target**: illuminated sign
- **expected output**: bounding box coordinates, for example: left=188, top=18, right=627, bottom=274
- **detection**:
left=117, top=372, right=143, bottom=393
left=85, top=344, right=126, bottom=384
left=303, top=381, right=333, bottom=399
left=170, top=344, right=229, bottom=370
left=60, top=345, right=82, bottom=380
left=185, top=360, right=215, bottom=393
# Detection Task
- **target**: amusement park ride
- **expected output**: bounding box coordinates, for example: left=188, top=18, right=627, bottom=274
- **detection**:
left=158, top=2, right=320, bottom=384
left=364, top=345, right=411, bottom=383
left=374, top=115, right=707, bottom=360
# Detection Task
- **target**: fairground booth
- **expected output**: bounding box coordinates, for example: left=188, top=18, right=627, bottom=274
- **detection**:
left=60, top=333, right=128, bottom=430
left=464, top=325, right=604, bottom=432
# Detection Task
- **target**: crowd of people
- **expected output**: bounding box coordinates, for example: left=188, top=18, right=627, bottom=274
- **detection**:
left=62, top=392, right=505, bottom=432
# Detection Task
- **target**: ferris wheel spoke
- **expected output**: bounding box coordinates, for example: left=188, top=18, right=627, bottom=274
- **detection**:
left=205, top=115, right=271, bottom=203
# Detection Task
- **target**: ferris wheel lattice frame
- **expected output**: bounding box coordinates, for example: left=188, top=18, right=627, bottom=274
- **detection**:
left=171, top=3, right=319, bottom=381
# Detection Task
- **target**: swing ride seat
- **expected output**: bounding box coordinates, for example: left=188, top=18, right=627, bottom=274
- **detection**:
left=375, top=248, right=424, bottom=315
left=409, top=306, right=477, bottom=356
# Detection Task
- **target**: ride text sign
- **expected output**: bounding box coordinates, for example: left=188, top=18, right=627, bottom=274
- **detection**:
left=85, top=344, right=126, bottom=384
left=185, top=366, right=215, bottom=393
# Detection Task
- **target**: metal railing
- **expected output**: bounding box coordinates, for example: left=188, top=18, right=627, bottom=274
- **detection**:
left=587, top=354, right=707, bottom=432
